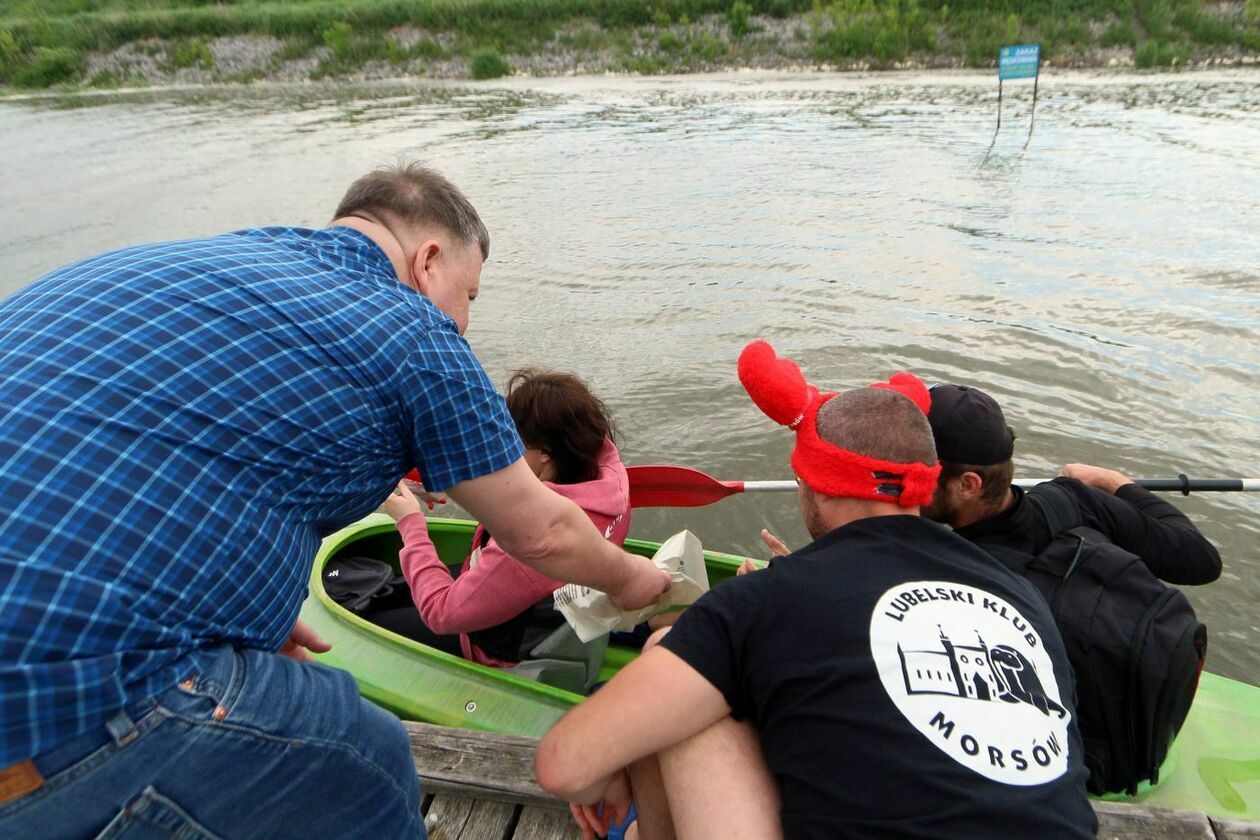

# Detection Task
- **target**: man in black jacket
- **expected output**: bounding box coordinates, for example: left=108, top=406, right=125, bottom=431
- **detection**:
left=921, top=384, right=1221, bottom=587
left=923, top=383, right=1221, bottom=794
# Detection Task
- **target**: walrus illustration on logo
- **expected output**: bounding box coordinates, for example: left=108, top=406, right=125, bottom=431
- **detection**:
left=990, top=645, right=1068, bottom=718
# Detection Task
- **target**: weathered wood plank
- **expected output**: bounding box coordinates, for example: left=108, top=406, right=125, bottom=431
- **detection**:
left=461, top=799, right=518, bottom=840
left=1212, top=817, right=1260, bottom=839
left=407, top=723, right=1239, bottom=838
left=424, top=794, right=474, bottom=840
left=407, top=721, right=566, bottom=812
left=512, top=805, right=582, bottom=840
left=1093, top=801, right=1215, bottom=839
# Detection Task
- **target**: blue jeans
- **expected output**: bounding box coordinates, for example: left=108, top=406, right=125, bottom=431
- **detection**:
left=0, top=646, right=424, bottom=839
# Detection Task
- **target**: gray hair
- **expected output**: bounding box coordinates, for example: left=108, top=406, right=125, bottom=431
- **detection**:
left=334, top=162, right=490, bottom=259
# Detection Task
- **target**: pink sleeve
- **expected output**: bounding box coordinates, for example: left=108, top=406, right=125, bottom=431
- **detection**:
left=396, top=514, right=559, bottom=635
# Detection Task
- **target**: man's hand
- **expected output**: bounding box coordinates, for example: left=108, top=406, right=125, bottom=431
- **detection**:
left=760, top=528, right=790, bottom=557
left=1059, top=463, right=1132, bottom=495
left=608, top=553, right=672, bottom=611
left=279, top=618, right=332, bottom=662
left=379, top=480, right=426, bottom=522
left=568, top=769, right=633, bottom=840
left=739, top=528, right=790, bottom=574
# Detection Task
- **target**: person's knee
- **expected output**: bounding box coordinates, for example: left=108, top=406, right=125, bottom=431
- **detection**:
left=355, top=697, right=420, bottom=803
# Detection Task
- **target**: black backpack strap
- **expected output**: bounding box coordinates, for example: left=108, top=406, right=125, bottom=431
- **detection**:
left=1026, top=481, right=1084, bottom=538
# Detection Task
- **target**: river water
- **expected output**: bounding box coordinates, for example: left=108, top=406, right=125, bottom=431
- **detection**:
left=1, top=70, right=1257, bottom=683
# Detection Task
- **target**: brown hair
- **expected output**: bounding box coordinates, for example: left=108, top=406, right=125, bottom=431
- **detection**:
left=815, top=387, right=937, bottom=466
left=334, top=162, right=490, bottom=259
left=936, top=459, right=1014, bottom=505
left=506, top=369, right=617, bottom=485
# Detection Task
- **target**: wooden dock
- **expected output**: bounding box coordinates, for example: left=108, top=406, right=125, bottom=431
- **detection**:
left=406, top=721, right=1260, bottom=839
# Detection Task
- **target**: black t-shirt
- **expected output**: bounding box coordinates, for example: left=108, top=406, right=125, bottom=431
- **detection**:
left=955, top=477, right=1220, bottom=585
left=660, top=515, right=1096, bottom=839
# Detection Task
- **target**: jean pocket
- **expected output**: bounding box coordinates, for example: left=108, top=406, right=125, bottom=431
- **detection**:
left=94, top=786, right=224, bottom=840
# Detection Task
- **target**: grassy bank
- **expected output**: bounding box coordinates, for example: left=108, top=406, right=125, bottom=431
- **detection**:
left=2, top=0, right=1258, bottom=90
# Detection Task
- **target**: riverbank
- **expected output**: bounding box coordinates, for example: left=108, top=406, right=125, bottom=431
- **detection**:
left=1, top=0, right=1258, bottom=91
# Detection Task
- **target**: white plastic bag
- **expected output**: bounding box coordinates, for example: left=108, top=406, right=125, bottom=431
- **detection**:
left=554, top=530, right=711, bottom=643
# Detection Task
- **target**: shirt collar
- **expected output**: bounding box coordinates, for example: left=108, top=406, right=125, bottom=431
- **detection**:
left=322, top=225, right=400, bottom=283
left=953, top=483, right=1029, bottom=541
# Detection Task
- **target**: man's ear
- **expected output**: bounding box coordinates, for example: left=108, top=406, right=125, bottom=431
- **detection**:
left=957, top=470, right=985, bottom=500
left=410, top=240, right=441, bottom=294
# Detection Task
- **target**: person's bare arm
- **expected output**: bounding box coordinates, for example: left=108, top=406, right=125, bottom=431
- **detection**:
left=445, top=458, right=669, bottom=610
left=535, top=645, right=730, bottom=803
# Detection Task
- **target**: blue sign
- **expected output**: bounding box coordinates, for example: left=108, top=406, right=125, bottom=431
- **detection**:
left=998, top=44, right=1041, bottom=80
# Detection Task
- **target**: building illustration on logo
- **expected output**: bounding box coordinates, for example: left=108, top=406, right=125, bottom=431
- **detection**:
left=898, top=627, right=1066, bottom=718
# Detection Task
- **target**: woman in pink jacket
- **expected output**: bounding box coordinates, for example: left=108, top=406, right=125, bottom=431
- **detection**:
left=379, top=369, right=630, bottom=668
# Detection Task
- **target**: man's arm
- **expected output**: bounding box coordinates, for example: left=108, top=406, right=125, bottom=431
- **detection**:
left=535, top=645, right=731, bottom=803
left=446, top=459, right=670, bottom=610
left=1059, top=464, right=1222, bottom=584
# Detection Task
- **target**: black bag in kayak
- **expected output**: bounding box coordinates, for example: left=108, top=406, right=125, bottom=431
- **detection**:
left=322, top=555, right=406, bottom=614
left=986, top=482, right=1207, bottom=795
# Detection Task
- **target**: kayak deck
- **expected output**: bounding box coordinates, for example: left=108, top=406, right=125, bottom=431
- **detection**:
left=301, top=514, right=1260, bottom=822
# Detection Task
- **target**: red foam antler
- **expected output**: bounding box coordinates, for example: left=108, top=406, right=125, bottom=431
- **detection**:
left=738, top=340, right=814, bottom=428
left=870, top=371, right=932, bottom=415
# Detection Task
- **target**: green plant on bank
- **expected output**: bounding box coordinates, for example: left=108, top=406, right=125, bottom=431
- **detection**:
left=0, top=28, right=20, bottom=70
left=1101, top=20, right=1137, bottom=48
left=279, top=35, right=318, bottom=61
left=469, top=46, right=510, bottom=78
left=1134, top=38, right=1187, bottom=66
left=729, top=1, right=754, bottom=38
left=164, top=37, right=212, bottom=70
left=813, top=0, right=936, bottom=65
left=89, top=67, right=148, bottom=87
left=690, top=29, right=730, bottom=62
left=12, top=46, right=83, bottom=88
left=322, top=20, right=353, bottom=61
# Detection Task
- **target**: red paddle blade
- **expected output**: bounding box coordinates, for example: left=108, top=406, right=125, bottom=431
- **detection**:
left=628, top=465, right=745, bottom=508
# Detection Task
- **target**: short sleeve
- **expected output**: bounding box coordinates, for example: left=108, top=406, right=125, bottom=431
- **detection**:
left=658, top=576, right=762, bottom=721
left=402, top=323, right=524, bottom=491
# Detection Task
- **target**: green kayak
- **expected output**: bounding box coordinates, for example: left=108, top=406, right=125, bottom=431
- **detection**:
left=300, top=514, right=1260, bottom=822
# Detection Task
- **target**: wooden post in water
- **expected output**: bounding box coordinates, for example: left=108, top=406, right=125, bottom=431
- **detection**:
left=1025, top=63, right=1041, bottom=148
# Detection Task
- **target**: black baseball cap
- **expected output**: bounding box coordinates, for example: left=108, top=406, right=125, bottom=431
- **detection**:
left=927, top=384, right=1016, bottom=465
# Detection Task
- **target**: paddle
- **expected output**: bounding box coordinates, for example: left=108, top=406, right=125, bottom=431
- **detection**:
left=627, top=465, right=1260, bottom=508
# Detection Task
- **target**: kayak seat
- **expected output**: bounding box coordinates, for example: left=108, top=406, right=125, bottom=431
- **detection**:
left=507, top=623, right=608, bottom=695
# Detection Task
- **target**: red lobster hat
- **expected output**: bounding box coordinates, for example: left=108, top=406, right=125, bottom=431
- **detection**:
left=737, top=340, right=940, bottom=508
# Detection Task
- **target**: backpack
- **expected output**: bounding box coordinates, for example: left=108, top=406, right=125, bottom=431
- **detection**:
left=984, top=482, right=1207, bottom=795
left=323, top=556, right=408, bottom=614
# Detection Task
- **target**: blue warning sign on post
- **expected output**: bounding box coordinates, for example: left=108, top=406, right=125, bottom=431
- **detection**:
left=998, top=44, right=1041, bottom=80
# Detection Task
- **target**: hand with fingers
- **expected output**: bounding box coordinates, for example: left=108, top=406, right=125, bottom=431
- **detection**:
left=403, top=478, right=447, bottom=511
left=1059, top=463, right=1132, bottom=495
left=739, top=528, right=791, bottom=575
left=379, top=480, right=428, bottom=523
left=279, top=618, right=332, bottom=662
left=569, top=769, right=633, bottom=840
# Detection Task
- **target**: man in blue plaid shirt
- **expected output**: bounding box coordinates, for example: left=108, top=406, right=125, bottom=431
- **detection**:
left=0, top=163, right=669, bottom=838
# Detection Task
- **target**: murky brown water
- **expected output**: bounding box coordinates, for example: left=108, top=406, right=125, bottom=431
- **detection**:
left=2, top=70, right=1257, bottom=682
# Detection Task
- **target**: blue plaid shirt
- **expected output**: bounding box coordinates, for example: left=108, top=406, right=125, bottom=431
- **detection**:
left=0, top=226, right=523, bottom=765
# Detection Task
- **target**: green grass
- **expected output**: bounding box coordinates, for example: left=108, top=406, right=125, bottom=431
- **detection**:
left=163, top=37, right=212, bottom=70
left=469, top=46, right=510, bottom=78
left=0, top=0, right=1257, bottom=89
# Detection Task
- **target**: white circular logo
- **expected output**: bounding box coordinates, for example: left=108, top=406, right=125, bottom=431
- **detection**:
left=869, top=580, right=1071, bottom=786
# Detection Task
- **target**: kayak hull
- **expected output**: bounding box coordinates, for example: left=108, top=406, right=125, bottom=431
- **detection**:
left=301, top=515, right=1259, bottom=822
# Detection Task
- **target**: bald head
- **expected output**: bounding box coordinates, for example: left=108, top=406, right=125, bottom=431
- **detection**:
left=816, top=387, right=937, bottom=467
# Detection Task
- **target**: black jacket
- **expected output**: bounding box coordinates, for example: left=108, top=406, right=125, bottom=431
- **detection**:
left=954, top=477, right=1221, bottom=585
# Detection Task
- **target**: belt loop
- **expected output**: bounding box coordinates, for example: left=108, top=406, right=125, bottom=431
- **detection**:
left=105, top=710, right=139, bottom=747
